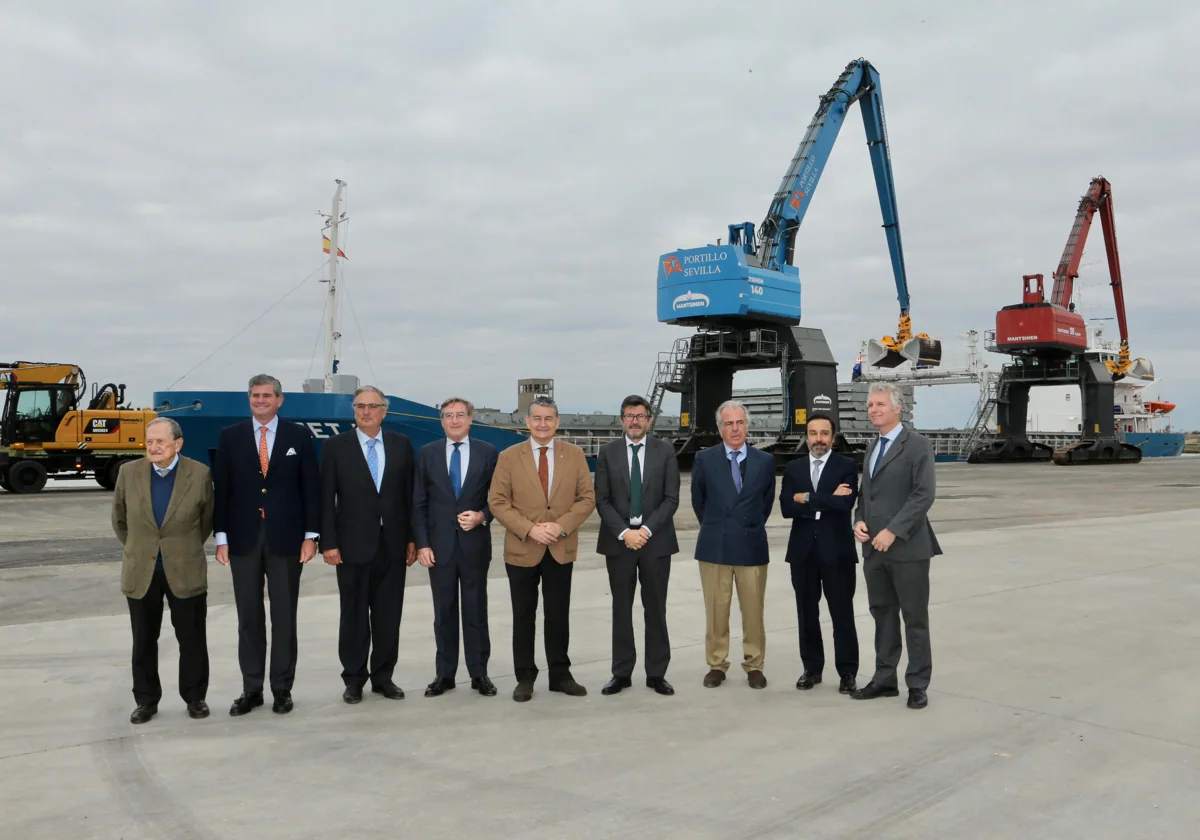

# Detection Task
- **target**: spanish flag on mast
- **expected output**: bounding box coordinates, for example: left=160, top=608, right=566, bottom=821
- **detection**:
left=322, top=235, right=347, bottom=259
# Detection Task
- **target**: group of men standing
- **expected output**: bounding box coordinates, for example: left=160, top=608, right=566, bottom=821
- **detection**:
left=112, top=375, right=939, bottom=722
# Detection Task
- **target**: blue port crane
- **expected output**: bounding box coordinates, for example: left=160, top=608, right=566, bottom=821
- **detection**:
left=649, top=58, right=939, bottom=467
left=657, top=57, right=941, bottom=368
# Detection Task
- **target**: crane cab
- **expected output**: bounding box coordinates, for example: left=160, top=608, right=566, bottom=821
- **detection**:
left=656, top=245, right=801, bottom=327
left=994, top=274, right=1087, bottom=355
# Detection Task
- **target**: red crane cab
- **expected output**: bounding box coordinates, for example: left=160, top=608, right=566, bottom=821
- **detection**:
left=994, top=274, right=1088, bottom=355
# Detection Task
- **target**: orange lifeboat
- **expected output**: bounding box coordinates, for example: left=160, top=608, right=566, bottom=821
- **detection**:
left=1144, top=400, right=1176, bottom=414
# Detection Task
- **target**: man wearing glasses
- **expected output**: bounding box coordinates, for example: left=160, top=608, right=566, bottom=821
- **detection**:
left=319, top=386, right=416, bottom=704
left=593, top=395, right=680, bottom=696
left=412, top=397, right=500, bottom=698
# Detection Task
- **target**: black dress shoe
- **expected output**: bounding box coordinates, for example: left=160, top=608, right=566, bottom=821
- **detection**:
left=838, top=675, right=857, bottom=695
left=512, top=680, right=534, bottom=702
left=343, top=685, right=364, bottom=704
left=187, top=700, right=210, bottom=719
left=647, top=677, right=675, bottom=696
left=907, top=688, right=928, bottom=709
left=272, top=691, right=293, bottom=714
left=372, top=681, right=405, bottom=700
left=549, top=678, right=587, bottom=696
left=424, top=677, right=455, bottom=697
left=796, top=671, right=822, bottom=690
left=851, top=681, right=900, bottom=700
left=229, top=692, right=264, bottom=716
left=471, top=676, right=497, bottom=696
left=601, top=676, right=632, bottom=695
left=130, top=703, right=158, bottom=725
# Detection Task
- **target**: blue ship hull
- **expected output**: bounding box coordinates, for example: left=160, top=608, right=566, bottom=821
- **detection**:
left=152, top=390, right=530, bottom=467
left=1121, top=431, right=1186, bottom=458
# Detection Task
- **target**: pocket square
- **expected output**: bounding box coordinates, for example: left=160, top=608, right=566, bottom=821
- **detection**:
left=286, top=447, right=297, bottom=456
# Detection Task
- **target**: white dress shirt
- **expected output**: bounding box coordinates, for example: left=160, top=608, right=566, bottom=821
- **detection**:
left=215, top=415, right=318, bottom=547
left=530, top=437, right=555, bottom=495
left=446, top=436, right=470, bottom=478
left=153, top=454, right=180, bottom=476
left=619, top=436, right=652, bottom=539
left=357, top=427, right=386, bottom=492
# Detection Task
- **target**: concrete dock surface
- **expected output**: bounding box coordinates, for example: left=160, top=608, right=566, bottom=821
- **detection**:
left=2, top=458, right=1199, bottom=838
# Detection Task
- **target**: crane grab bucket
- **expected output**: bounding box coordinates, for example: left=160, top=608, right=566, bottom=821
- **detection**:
left=1127, top=357, right=1155, bottom=379
left=865, top=335, right=943, bottom=369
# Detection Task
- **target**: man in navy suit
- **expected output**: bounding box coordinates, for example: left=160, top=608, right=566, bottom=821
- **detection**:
left=779, top=413, right=860, bottom=695
left=412, top=397, right=499, bottom=698
left=320, top=386, right=416, bottom=705
left=691, top=400, right=776, bottom=689
left=213, top=374, right=321, bottom=717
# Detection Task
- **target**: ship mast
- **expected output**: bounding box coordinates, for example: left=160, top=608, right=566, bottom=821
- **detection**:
left=322, top=179, right=346, bottom=393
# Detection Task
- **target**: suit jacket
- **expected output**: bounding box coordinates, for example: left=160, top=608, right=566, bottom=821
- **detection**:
left=319, top=430, right=414, bottom=564
left=488, top=438, right=596, bottom=567
left=691, top=443, right=775, bottom=566
left=412, top=436, right=498, bottom=565
left=780, top=450, right=859, bottom=566
left=854, top=426, right=941, bottom=561
left=594, top=435, right=680, bottom=558
left=212, top=418, right=321, bottom=556
left=112, top=456, right=214, bottom=600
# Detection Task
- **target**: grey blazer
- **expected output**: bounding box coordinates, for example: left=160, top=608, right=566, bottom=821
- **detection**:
left=855, top=426, right=941, bottom=561
left=594, top=435, right=680, bottom=558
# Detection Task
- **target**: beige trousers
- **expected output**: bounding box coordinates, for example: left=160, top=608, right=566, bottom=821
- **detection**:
left=698, top=561, right=768, bottom=672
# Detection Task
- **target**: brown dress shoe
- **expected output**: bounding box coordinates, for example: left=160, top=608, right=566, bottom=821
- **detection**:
left=703, top=669, right=727, bottom=688
left=747, top=670, right=768, bottom=689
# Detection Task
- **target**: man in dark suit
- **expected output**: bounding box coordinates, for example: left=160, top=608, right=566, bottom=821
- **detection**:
left=594, top=395, right=680, bottom=697
left=852, top=382, right=941, bottom=710
left=691, top=399, right=776, bottom=689
left=112, top=418, right=213, bottom=724
left=320, top=385, right=416, bottom=704
left=779, top=412, right=859, bottom=695
left=213, top=374, right=321, bottom=717
left=413, top=397, right=499, bottom=698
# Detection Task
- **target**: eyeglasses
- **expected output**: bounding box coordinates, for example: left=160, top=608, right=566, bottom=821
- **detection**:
left=622, top=413, right=649, bottom=421
left=441, top=412, right=470, bottom=420
left=353, top=403, right=386, bottom=411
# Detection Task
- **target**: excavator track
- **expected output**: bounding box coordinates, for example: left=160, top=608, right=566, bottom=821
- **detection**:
left=1051, top=440, right=1143, bottom=465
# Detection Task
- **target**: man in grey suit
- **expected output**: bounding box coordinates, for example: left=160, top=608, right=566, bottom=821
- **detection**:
left=594, top=395, right=680, bottom=696
left=852, top=382, right=941, bottom=710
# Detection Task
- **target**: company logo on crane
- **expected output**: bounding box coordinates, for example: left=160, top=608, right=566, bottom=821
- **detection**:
left=662, top=256, right=682, bottom=276
left=672, top=291, right=710, bottom=311
left=812, top=394, right=832, bottom=410
left=789, top=190, right=806, bottom=210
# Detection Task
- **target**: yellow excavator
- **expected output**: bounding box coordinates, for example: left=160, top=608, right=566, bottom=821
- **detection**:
left=0, top=361, right=156, bottom=493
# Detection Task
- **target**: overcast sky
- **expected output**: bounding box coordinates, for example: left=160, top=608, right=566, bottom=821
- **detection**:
left=5, top=0, right=1198, bottom=430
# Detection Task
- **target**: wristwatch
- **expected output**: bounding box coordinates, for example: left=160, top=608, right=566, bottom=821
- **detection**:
left=560, top=528, right=568, bottom=538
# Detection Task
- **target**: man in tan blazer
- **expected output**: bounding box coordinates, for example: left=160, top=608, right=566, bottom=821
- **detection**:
left=488, top=395, right=596, bottom=702
left=112, top=417, right=214, bottom=724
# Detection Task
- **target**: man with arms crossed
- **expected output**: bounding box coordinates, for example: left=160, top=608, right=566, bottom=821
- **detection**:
left=779, top=412, right=860, bottom=694
left=112, top=418, right=213, bottom=724
left=594, top=395, right=680, bottom=697
left=412, top=397, right=500, bottom=698
left=213, top=374, right=321, bottom=717
left=852, top=382, right=940, bottom=710
left=488, top=395, right=596, bottom=702
left=320, top=386, right=416, bottom=704
left=691, top=399, right=776, bottom=689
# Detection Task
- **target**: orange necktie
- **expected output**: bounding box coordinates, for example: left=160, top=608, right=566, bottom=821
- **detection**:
left=258, top=426, right=269, bottom=519
left=537, top=446, right=549, bottom=499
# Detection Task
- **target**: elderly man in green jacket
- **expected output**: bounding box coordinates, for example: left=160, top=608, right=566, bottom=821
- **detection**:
left=112, top=417, right=214, bottom=724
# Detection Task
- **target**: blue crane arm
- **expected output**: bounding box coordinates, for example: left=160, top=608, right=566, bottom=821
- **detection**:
left=754, top=58, right=911, bottom=317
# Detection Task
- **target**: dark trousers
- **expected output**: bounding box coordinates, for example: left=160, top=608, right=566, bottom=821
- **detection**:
left=506, top=551, right=573, bottom=685
left=863, top=556, right=931, bottom=690
left=790, top=557, right=859, bottom=679
left=336, top=534, right=407, bottom=688
left=229, top=525, right=304, bottom=694
left=605, top=550, right=671, bottom=679
left=429, top=542, right=491, bottom=680
left=127, top=566, right=209, bottom=707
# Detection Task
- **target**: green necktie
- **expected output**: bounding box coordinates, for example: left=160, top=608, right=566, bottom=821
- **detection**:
left=629, top=443, right=643, bottom=519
